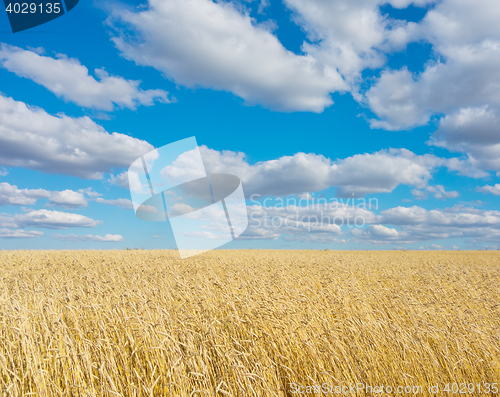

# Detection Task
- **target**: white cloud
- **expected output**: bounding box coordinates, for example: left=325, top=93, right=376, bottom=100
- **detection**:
left=387, top=0, right=435, bottom=7
left=78, top=188, right=102, bottom=198
left=241, top=201, right=500, bottom=246
left=52, top=233, right=124, bottom=242
left=410, top=189, right=427, bottom=200
left=283, top=0, right=418, bottom=84
left=159, top=148, right=207, bottom=185
left=366, top=0, right=500, bottom=128
left=351, top=224, right=412, bottom=244
left=380, top=205, right=500, bottom=228
left=417, top=244, right=460, bottom=250
left=108, top=171, right=130, bottom=189
left=0, top=228, right=44, bottom=239
left=477, top=184, right=500, bottom=195
left=96, top=197, right=134, bottom=210
left=348, top=205, right=500, bottom=245
left=48, top=190, right=88, bottom=208
left=168, top=203, right=195, bottom=217
left=0, top=168, right=8, bottom=176
left=0, top=182, right=51, bottom=206
left=430, top=107, right=500, bottom=174
left=445, top=156, right=489, bottom=179
left=198, top=146, right=444, bottom=197
left=0, top=182, right=100, bottom=209
left=0, top=94, right=153, bottom=178
left=114, top=145, right=470, bottom=199
left=365, top=68, right=432, bottom=130
left=109, top=0, right=347, bottom=112
left=0, top=44, right=170, bottom=111
left=411, top=185, right=459, bottom=200
left=0, top=209, right=101, bottom=229
left=364, top=0, right=500, bottom=176
left=243, top=203, right=375, bottom=242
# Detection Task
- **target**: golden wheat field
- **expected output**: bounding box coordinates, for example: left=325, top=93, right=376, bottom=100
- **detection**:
left=0, top=250, right=499, bottom=396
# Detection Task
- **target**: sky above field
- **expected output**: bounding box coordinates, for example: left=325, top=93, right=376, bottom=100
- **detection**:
left=1, top=0, right=500, bottom=251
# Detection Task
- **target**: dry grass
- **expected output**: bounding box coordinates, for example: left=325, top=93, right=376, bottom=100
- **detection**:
left=0, top=250, right=499, bottom=396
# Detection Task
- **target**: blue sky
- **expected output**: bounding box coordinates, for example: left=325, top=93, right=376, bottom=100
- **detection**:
left=1, top=0, right=500, bottom=251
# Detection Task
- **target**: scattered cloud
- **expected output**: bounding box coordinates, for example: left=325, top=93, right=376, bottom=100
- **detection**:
left=477, top=183, right=500, bottom=195
left=243, top=203, right=375, bottom=242
left=282, top=0, right=418, bottom=84
left=109, top=0, right=347, bottom=112
left=0, top=209, right=101, bottom=229
left=108, top=171, right=130, bottom=189
left=351, top=225, right=412, bottom=244
left=0, top=183, right=99, bottom=208
left=112, top=145, right=478, bottom=200
left=242, top=202, right=500, bottom=246
left=0, top=94, right=153, bottom=178
left=96, top=197, right=134, bottom=210
left=411, top=185, right=459, bottom=200
left=47, top=190, right=88, bottom=208
left=364, top=0, right=500, bottom=176
left=78, top=188, right=102, bottom=198
left=0, top=228, right=44, bottom=239
left=0, top=182, right=51, bottom=206
left=0, top=44, right=170, bottom=111
left=430, top=107, right=500, bottom=174
left=200, top=146, right=447, bottom=197
left=52, top=233, right=124, bottom=242
left=379, top=205, right=500, bottom=227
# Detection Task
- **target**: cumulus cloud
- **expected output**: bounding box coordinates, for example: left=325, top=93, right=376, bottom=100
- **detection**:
left=0, top=209, right=100, bottom=229
left=198, top=146, right=445, bottom=197
left=109, top=0, right=347, bottom=112
left=52, top=233, right=124, bottom=242
left=0, top=94, right=153, bottom=178
left=430, top=107, right=500, bottom=174
left=380, top=205, right=500, bottom=228
left=477, top=184, right=500, bottom=195
left=0, top=228, right=44, bottom=239
left=96, top=197, right=134, bottom=210
left=108, top=171, right=130, bottom=189
left=366, top=0, right=500, bottom=127
left=47, top=190, right=88, bottom=208
left=242, top=201, right=500, bottom=246
left=243, top=202, right=376, bottom=242
left=0, top=44, right=170, bottom=111
left=107, top=0, right=440, bottom=112
left=283, top=0, right=419, bottom=83
left=0, top=182, right=100, bottom=208
left=364, top=0, right=500, bottom=175
left=411, top=185, right=459, bottom=200
left=348, top=205, right=500, bottom=245
left=78, top=188, right=102, bottom=198
left=351, top=224, right=412, bottom=244
left=113, top=145, right=473, bottom=199
left=0, top=182, right=51, bottom=206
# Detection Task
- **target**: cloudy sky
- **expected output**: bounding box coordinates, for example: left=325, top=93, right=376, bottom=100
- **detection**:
left=1, top=0, right=500, bottom=250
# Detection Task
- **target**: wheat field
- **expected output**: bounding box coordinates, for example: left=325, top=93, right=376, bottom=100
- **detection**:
left=0, top=250, right=498, bottom=396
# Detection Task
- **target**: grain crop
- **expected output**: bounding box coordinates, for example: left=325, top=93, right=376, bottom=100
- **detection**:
left=0, top=250, right=498, bottom=396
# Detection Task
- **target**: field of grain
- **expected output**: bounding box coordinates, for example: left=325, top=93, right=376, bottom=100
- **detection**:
left=0, top=250, right=498, bottom=396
